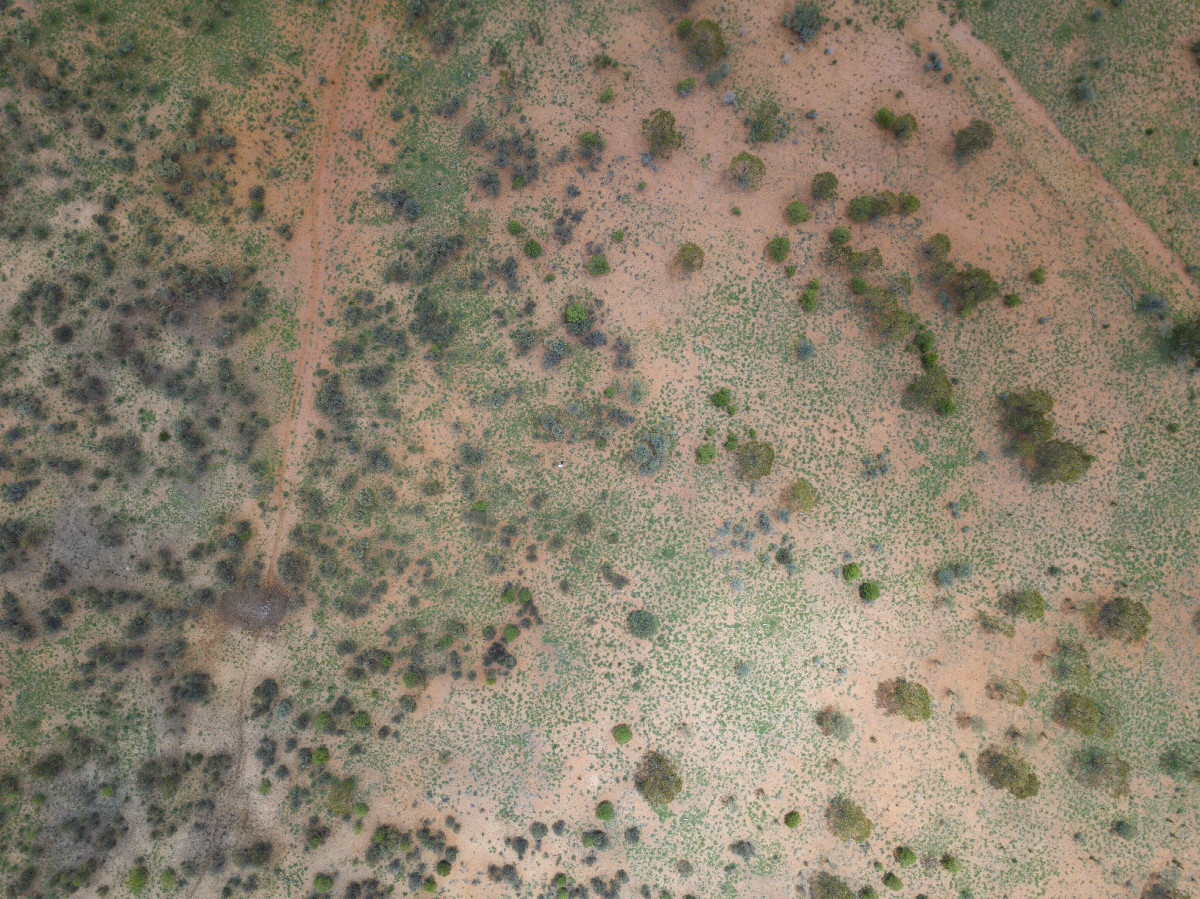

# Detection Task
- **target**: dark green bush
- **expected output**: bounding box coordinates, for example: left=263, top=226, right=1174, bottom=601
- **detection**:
left=977, top=746, right=1039, bottom=798
left=1033, top=439, right=1094, bottom=484
left=684, top=19, right=726, bottom=68
left=1052, top=691, right=1110, bottom=737
left=953, top=119, right=995, bottom=161
left=642, top=109, right=683, bottom=158
left=746, top=99, right=785, bottom=143
left=730, top=152, right=766, bottom=190
left=1095, top=596, right=1150, bottom=642
left=676, top=242, right=705, bottom=272
left=826, top=795, right=872, bottom=842
left=786, top=200, right=811, bottom=224
left=1069, top=746, right=1130, bottom=796
left=634, top=750, right=681, bottom=804
left=736, top=440, right=775, bottom=480
left=627, top=609, right=659, bottom=639
left=785, top=1, right=827, bottom=42
left=812, top=171, right=839, bottom=201
left=878, top=678, right=931, bottom=720
left=859, top=581, right=880, bottom=601
left=903, top=365, right=955, bottom=416
left=766, top=236, right=791, bottom=262
left=848, top=191, right=897, bottom=222
left=811, top=872, right=855, bottom=899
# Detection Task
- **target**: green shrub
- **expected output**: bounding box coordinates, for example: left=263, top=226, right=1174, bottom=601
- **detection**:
left=878, top=678, right=931, bottom=721
left=730, top=152, right=766, bottom=190
left=586, top=254, right=610, bottom=275
left=627, top=609, right=659, bottom=639
left=643, top=109, right=683, bottom=158
left=815, top=706, right=854, bottom=741
left=859, top=581, right=880, bottom=601
left=696, top=444, right=716, bottom=464
left=785, top=1, right=827, bottom=42
left=800, top=279, right=820, bottom=311
left=953, top=119, right=995, bottom=161
left=1050, top=639, right=1091, bottom=687
left=977, top=746, right=1039, bottom=798
left=766, top=236, right=791, bottom=262
left=1159, top=740, right=1200, bottom=782
left=986, top=679, right=1027, bottom=706
left=710, top=387, right=733, bottom=408
left=524, top=238, right=542, bottom=258
left=903, top=365, right=955, bottom=416
left=314, top=873, right=335, bottom=893
left=1167, top=316, right=1200, bottom=362
left=437, top=860, right=452, bottom=876
left=746, top=99, right=785, bottom=143
left=736, top=440, right=775, bottom=480
left=1070, top=746, right=1130, bottom=796
left=612, top=723, right=633, bottom=744
left=896, top=846, right=917, bottom=867
left=875, top=107, right=895, bottom=129
left=898, top=192, right=920, bottom=213
left=599, top=87, right=614, bottom=103
left=883, top=872, right=902, bottom=891
left=812, top=171, right=839, bottom=201
left=941, top=853, right=962, bottom=873
left=811, top=872, right=855, bottom=899
left=829, top=225, right=851, bottom=245
left=1005, top=588, right=1045, bottom=621
left=596, top=800, right=615, bottom=820
left=1029, top=266, right=1047, bottom=284
left=826, top=795, right=872, bottom=842
left=1111, top=819, right=1135, bottom=840
left=786, top=200, right=811, bottom=224
left=1004, top=292, right=1023, bottom=307
left=842, top=563, right=861, bottom=581
left=784, top=810, right=801, bottom=828
left=892, top=113, right=918, bottom=140
left=1033, top=439, right=1094, bottom=484
left=677, top=76, right=696, bottom=96
left=783, top=478, right=818, bottom=512
left=635, top=750, right=682, bottom=804
left=684, top=19, right=726, bottom=68
left=1095, top=596, right=1150, bottom=642
left=507, top=220, right=524, bottom=235
left=676, top=242, right=705, bottom=271
left=945, top=265, right=1000, bottom=315
left=127, top=866, right=148, bottom=895
left=848, top=191, right=897, bottom=222
left=578, top=130, right=605, bottom=159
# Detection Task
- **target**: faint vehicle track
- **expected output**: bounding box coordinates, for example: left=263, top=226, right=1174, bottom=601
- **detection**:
left=942, top=15, right=1197, bottom=301
left=185, top=3, right=382, bottom=895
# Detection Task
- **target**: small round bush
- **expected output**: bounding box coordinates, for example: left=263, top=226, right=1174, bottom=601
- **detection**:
left=784, top=810, right=801, bottom=828
left=883, top=872, right=902, bottom=891
left=684, top=19, right=726, bottom=68
left=977, top=746, right=1040, bottom=798
left=785, top=200, right=811, bottom=224
left=783, top=477, right=818, bottom=512
left=642, top=108, right=684, bottom=158
left=314, top=873, right=335, bottom=893
left=815, top=706, right=854, bottom=741
left=524, top=238, right=542, bottom=258
left=627, top=609, right=660, bottom=639
left=507, top=220, right=523, bottom=235
left=941, top=853, right=962, bottom=873
left=676, top=242, right=705, bottom=272
left=596, top=800, right=615, bottom=820
left=766, top=236, right=791, bottom=262
left=812, top=171, right=839, bottom=201
left=896, top=846, right=917, bottom=867
left=1095, top=596, right=1150, bottom=642
left=586, top=254, right=610, bottom=276
left=829, top=225, right=851, bottom=245
left=859, top=581, right=880, bottom=602
left=635, top=750, right=682, bottom=804
left=842, top=562, right=861, bottom=581
left=736, top=440, right=775, bottom=480
left=826, top=795, right=872, bottom=842
left=1029, top=266, right=1047, bottom=284
left=730, top=152, right=766, bottom=190
left=1111, top=819, right=1135, bottom=840
left=612, top=723, right=633, bottom=744
left=696, top=444, right=716, bottom=464
left=127, top=867, right=149, bottom=895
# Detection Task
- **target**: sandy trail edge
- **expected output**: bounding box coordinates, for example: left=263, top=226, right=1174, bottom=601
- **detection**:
left=940, top=14, right=1196, bottom=303
left=265, top=0, right=383, bottom=571
left=184, top=6, right=382, bottom=896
